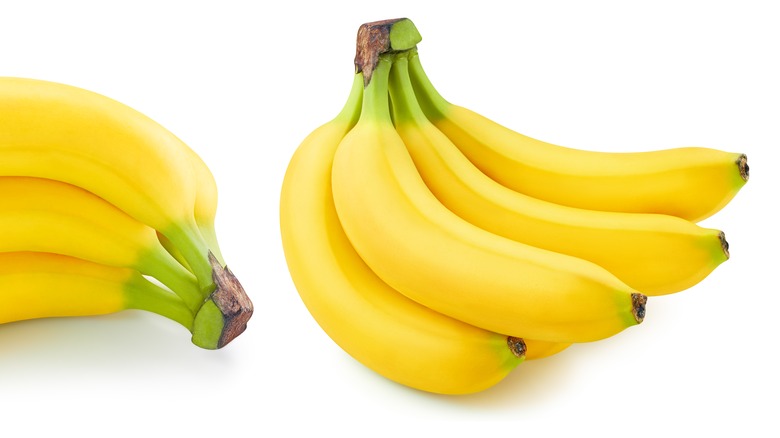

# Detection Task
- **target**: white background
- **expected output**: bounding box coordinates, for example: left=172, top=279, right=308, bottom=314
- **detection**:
left=1, top=0, right=778, bottom=436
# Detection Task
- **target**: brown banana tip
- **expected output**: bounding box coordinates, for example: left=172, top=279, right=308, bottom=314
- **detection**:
left=737, top=154, right=749, bottom=182
left=507, top=336, right=527, bottom=359
left=632, top=293, right=647, bottom=324
left=719, top=231, right=730, bottom=259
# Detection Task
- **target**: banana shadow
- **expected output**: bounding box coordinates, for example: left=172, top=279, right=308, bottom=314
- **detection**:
left=0, top=311, right=234, bottom=379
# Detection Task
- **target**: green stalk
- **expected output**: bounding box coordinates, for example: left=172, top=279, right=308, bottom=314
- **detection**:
left=124, top=272, right=195, bottom=330
left=388, top=52, right=428, bottom=125
left=197, top=221, right=224, bottom=266
left=333, top=73, right=364, bottom=126
left=137, top=246, right=204, bottom=312
left=191, top=253, right=253, bottom=349
left=406, top=48, right=451, bottom=121
left=163, top=220, right=215, bottom=297
left=360, top=54, right=395, bottom=125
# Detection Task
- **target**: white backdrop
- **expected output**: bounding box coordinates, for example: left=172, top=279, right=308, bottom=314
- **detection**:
left=1, top=1, right=778, bottom=436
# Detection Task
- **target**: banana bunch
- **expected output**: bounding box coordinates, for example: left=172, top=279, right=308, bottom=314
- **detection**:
left=281, top=18, right=748, bottom=394
left=0, top=77, right=252, bottom=349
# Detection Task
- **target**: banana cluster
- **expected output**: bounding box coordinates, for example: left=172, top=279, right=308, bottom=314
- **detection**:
left=280, top=18, right=748, bottom=395
left=0, top=77, right=252, bottom=349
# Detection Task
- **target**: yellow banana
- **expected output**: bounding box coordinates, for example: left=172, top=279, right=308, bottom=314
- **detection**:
left=280, top=24, right=562, bottom=394
left=0, top=251, right=193, bottom=332
left=0, top=176, right=203, bottom=310
left=407, top=49, right=748, bottom=222
left=331, top=52, right=646, bottom=344
left=388, top=53, right=729, bottom=296
left=0, top=77, right=214, bottom=292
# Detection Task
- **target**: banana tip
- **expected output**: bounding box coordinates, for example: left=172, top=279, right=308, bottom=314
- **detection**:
left=507, top=336, right=527, bottom=359
left=631, top=293, right=647, bottom=324
left=719, top=231, right=730, bottom=259
left=737, top=154, right=749, bottom=182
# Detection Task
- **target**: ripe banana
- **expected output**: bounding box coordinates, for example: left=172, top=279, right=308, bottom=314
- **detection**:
left=406, top=49, right=748, bottom=222
left=280, top=23, right=572, bottom=395
left=0, top=77, right=214, bottom=292
left=0, top=251, right=193, bottom=333
left=0, top=176, right=203, bottom=310
left=330, top=51, right=646, bottom=344
left=388, top=52, right=729, bottom=296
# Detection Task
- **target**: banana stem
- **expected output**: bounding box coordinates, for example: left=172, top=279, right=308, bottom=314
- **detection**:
left=359, top=56, right=394, bottom=124
left=124, top=273, right=195, bottom=330
left=197, top=221, right=224, bottom=266
left=333, top=74, right=364, bottom=125
left=406, top=49, right=450, bottom=121
left=191, top=253, right=253, bottom=349
left=388, top=53, right=427, bottom=125
left=163, top=221, right=253, bottom=349
left=355, top=18, right=422, bottom=86
left=163, top=220, right=215, bottom=297
left=138, top=246, right=204, bottom=312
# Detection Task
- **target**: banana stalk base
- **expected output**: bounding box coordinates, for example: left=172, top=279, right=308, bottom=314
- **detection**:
left=191, top=252, right=253, bottom=349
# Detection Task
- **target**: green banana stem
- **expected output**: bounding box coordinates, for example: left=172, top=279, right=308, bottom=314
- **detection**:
left=157, top=230, right=191, bottom=271
left=163, top=220, right=253, bottom=349
left=388, top=52, right=427, bottom=125
left=124, top=273, right=195, bottom=330
left=406, top=49, right=450, bottom=121
left=163, top=220, right=215, bottom=297
left=333, top=74, right=364, bottom=126
left=197, top=222, right=224, bottom=266
left=191, top=253, right=253, bottom=349
left=137, top=246, right=204, bottom=312
left=360, top=54, right=395, bottom=124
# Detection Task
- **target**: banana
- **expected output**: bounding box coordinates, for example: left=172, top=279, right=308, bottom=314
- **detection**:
left=0, top=77, right=252, bottom=349
left=330, top=51, right=646, bottom=344
left=0, top=176, right=203, bottom=310
left=0, top=77, right=214, bottom=292
left=388, top=52, right=729, bottom=296
left=0, top=251, right=193, bottom=334
left=280, top=21, right=551, bottom=395
left=406, top=49, right=748, bottom=222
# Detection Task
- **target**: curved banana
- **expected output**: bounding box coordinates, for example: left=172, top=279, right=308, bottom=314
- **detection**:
left=0, top=77, right=213, bottom=291
left=407, top=49, right=748, bottom=222
left=0, top=176, right=202, bottom=310
left=331, top=53, right=646, bottom=344
left=280, top=62, right=540, bottom=395
left=0, top=251, right=193, bottom=332
left=388, top=53, right=729, bottom=296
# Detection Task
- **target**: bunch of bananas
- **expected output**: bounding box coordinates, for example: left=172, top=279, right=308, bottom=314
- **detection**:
left=280, top=18, right=748, bottom=395
left=0, top=77, right=252, bottom=349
